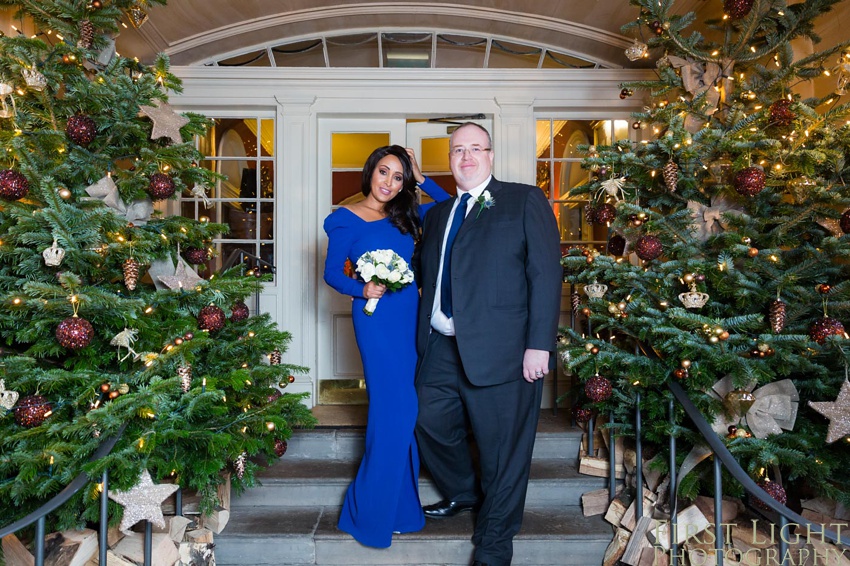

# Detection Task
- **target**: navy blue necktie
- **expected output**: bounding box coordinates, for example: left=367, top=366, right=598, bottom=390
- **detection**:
left=440, top=192, right=472, bottom=318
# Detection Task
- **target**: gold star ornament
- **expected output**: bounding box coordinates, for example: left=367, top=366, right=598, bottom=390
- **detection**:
left=808, top=379, right=850, bottom=444
left=138, top=100, right=189, bottom=144
left=108, top=469, right=179, bottom=534
left=158, top=256, right=204, bottom=290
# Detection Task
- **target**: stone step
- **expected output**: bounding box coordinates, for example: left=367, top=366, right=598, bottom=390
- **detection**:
left=214, top=505, right=612, bottom=566
left=240, top=458, right=606, bottom=509
left=284, top=427, right=583, bottom=462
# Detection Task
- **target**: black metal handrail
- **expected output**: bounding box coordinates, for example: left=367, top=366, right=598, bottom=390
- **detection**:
left=588, top=378, right=847, bottom=566
left=0, top=424, right=135, bottom=565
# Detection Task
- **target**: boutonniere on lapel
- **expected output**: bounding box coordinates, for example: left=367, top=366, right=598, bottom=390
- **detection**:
left=476, top=190, right=495, bottom=218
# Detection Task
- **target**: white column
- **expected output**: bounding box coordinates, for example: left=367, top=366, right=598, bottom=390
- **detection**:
left=275, top=95, right=317, bottom=405
left=494, top=98, right=536, bottom=185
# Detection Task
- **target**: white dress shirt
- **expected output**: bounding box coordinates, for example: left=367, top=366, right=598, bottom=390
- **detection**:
left=430, top=176, right=492, bottom=336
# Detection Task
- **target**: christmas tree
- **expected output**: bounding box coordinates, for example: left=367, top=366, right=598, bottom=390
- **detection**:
left=0, top=0, right=314, bottom=531
left=562, top=0, right=850, bottom=507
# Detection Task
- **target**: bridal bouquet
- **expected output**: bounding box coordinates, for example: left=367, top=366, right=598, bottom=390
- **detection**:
left=355, top=249, right=414, bottom=315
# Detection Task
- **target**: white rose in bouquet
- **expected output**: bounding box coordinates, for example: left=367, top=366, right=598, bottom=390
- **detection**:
left=355, top=248, right=416, bottom=315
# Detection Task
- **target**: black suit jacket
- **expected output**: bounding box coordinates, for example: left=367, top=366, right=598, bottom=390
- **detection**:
left=415, top=178, right=562, bottom=386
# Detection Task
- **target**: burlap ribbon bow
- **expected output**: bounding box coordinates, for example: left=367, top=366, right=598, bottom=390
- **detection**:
left=84, top=175, right=154, bottom=225
left=668, top=56, right=735, bottom=132
left=687, top=194, right=744, bottom=241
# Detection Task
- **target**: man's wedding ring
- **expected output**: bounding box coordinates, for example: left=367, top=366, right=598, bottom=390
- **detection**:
left=535, top=371, right=544, bottom=377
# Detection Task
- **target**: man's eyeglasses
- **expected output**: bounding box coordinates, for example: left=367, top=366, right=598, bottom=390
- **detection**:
left=450, top=146, right=492, bottom=157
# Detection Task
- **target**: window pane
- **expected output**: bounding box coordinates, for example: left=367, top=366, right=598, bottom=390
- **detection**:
left=331, top=133, right=390, bottom=168
left=332, top=171, right=363, bottom=206
left=488, top=40, right=541, bottom=68
left=541, top=50, right=595, bottom=69
left=217, top=50, right=269, bottom=67
left=536, top=120, right=552, bottom=158
left=270, top=39, right=325, bottom=67
left=327, top=33, right=378, bottom=67
left=382, top=33, right=431, bottom=68
left=435, top=34, right=486, bottom=68
left=421, top=137, right=450, bottom=173
left=259, top=119, right=275, bottom=157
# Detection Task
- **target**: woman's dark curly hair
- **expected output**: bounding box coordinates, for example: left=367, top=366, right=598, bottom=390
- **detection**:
left=361, top=145, right=420, bottom=238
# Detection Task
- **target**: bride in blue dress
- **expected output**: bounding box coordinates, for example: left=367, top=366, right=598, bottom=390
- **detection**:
left=323, top=145, right=449, bottom=548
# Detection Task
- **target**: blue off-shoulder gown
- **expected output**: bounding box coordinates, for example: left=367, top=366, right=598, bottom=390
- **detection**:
left=322, top=179, right=450, bottom=548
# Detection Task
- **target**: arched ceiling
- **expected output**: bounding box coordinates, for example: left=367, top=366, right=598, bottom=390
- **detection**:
left=116, top=0, right=713, bottom=68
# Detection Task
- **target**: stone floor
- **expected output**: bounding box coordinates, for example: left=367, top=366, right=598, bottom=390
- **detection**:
left=310, top=403, right=572, bottom=431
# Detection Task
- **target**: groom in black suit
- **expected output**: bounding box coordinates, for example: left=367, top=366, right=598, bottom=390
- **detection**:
left=415, top=122, right=562, bottom=566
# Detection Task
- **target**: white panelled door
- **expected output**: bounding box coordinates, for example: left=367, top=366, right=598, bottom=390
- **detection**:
left=316, top=119, right=406, bottom=401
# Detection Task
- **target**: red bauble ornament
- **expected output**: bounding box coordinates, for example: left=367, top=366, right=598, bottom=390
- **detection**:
left=724, top=0, right=754, bottom=19
left=230, top=300, right=250, bottom=322
left=267, top=388, right=282, bottom=404
left=585, top=374, right=613, bottom=403
left=0, top=169, right=30, bottom=201
left=635, top=235, right=663, bottom=261
left=734, top=167, right=766, bottom=197
left=594, top=203, right=617, bottom=225
left=809, top=317, right=845, bottom=344
left=608, top=234, right=626, bottom=256
left=66, top=114, right=97, bottom=147
left=198, top=304, right=226, bottom=332
left=840, top=210, right=850, bottom=234
left=14, top=395, right=52, bottom=427
left=768, top=99, right=795, bottom=127
left=56, top=316, right=94, bottom=349
left=183, top=247, right=209, bottom=265
left=753, top=480, right=787, bottom=511
left=273, top=439, right=288, bottom=458
left=147, top=173, right=176, bottom=201
left=572, top=406, right=593, bottom=424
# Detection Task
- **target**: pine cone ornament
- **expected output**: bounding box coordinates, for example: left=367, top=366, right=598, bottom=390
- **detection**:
left=66, top=114, right=97, bottom=147
left=768, top=299, right=786, bottom=333
left=14, top=395, right=52, bottom=427
left=198, top=305, right=226, bottom=333
left=570, top=291, right=581, bottom=314
left=594, top=203, right=617, bottom=224
left=809, top=317, right=845, bottom=344
left=230, top=300, right=250, bottom=322
left=147, top=173, right=176, bottom=201
left=734, top=167, right=766, bottom=197
left=183, top=247, right=209, bottom=265
left=0, top=169, right=30, bottom=201
left=178, top=364, right=192, bottom=393
left=753, top=480, right=787, bottom=511
left=663, top=160, right=679, bottom=192
left=840, top=210, right=850, bottom=234
left=273, top=439, right=288, bottom=458
left=585, top=374, right=613, bottom=403
left=123, top=258, right=139, bottom=290
left=608, top=234, right=626, bottom=256
left=769, top=99, right=795, bottom=127
left=235, top=451, right=247, bottom=479
left=724, top=0, right=754, bottom=19
left=270, top=349, right=282, bottom=365
left=635, top=235, right=663, bottom=261
left=78, top=19, right=94, bottom=49
left=584, top=204, right=597, bottom=225
left=56, top=316, right=94, bottom=349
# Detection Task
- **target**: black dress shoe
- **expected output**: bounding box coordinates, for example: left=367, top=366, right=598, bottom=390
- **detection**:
left=423, top=499, right=478, bottom=518
left=471, top=561, right=489, bottom=566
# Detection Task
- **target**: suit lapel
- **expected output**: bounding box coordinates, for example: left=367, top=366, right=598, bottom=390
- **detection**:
left=457, top=178, right=500, bottom=240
